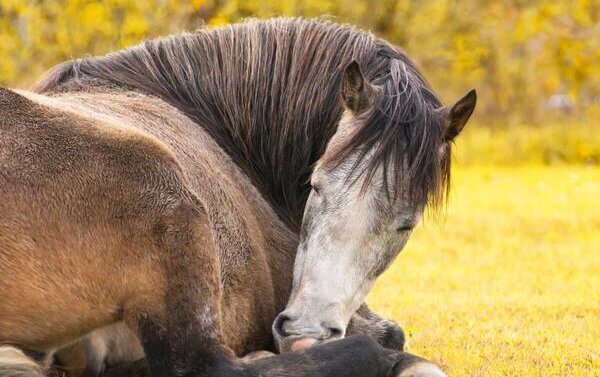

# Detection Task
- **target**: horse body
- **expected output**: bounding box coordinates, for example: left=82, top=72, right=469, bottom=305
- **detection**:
left=0, top=81, right=408, bottom=377
left=0, top=85, right=297, bottom=353
left=18, top=88, right=295, bottom=354
left=0, top=18, right=472, bottom=376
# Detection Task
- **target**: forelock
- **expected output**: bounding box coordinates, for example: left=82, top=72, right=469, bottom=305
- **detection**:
left=325, top=44, right=450, bottom=209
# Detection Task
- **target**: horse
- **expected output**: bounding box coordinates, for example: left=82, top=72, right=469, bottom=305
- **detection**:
left=0, top=17, right=475, bottom=376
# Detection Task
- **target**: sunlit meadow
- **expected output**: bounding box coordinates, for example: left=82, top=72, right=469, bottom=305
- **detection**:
left=368, top=164, right=600, bottom=376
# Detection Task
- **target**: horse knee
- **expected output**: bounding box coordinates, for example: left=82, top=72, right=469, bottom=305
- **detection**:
left=347, top=306, right=406, bottom=351
left=377, top=319, right=405, bottom=351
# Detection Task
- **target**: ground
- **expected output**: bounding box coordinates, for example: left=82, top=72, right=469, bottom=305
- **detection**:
left=367, top=166, right=600, bottom=376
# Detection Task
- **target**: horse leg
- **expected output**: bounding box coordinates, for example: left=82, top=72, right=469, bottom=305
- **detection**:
left=247, top=335, right=444, bottom=377
left=98, top=336, right=445, bottom=377
left=51, top=285, right=406, bottom=375
left=121, top=200, right=251, bottom=377
left=0, top=346, right=45, bottom=377
left=347, top=304, right=406, bottom=351
left=53, top=322, right=143, bottom=377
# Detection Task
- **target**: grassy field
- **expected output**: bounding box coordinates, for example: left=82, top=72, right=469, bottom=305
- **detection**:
left=367, top=166, right=600, bottom=376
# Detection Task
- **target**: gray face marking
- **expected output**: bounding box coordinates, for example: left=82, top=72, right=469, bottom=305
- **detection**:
left=275, top=112, right=424, bottom=348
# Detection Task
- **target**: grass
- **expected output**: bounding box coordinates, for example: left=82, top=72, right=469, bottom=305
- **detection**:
left=367, top=165, right=600, bottom=376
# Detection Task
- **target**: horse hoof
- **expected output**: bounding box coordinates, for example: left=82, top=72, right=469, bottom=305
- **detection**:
left=396, top=362, right=447, bottom=377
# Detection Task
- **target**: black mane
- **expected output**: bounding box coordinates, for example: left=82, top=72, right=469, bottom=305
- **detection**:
left=34, top=18, right=448, bottom=229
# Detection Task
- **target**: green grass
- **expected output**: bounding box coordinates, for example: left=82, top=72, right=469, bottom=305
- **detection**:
left=367, top=166, right=600, bottom=376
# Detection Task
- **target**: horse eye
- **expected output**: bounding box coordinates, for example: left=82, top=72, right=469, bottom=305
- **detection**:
left=396, top=225, right=413, bottom=233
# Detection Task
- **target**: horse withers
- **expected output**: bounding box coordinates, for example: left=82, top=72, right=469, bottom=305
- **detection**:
left=0, top=18, right=475, bottom=376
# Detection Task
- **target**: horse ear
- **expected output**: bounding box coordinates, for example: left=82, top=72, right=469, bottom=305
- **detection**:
left=444, top=89, right=477, bottom=141
left=341, top=61, right=371, bottom=114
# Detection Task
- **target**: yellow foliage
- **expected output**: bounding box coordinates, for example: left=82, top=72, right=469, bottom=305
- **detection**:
left=0, top=0, right=597, bottom=125
left=454, top=122, right=600, bottom=166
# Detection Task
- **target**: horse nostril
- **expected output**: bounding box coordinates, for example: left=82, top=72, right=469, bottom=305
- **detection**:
left=273, top=313, right=292, bottom=338
left=273, top=313, right=344, bottom=343
left=323, top=324, right=344, bottom=340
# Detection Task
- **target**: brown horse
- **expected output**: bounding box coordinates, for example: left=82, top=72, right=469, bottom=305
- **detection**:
left=0, top=18, right=474, bottom=376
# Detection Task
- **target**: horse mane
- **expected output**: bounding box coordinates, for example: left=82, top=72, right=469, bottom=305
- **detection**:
left=34, top=17, right=448, bottom=229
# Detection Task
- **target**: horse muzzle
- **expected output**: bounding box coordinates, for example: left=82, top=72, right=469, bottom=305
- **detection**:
left=272, top=310, right=345, bottom=352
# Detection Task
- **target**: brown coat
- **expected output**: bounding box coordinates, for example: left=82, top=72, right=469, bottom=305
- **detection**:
left=0, top=87, right=408, bottom=376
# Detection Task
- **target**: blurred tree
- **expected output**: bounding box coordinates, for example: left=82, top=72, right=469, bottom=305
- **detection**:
left=0, top=0, right=597, bottom=124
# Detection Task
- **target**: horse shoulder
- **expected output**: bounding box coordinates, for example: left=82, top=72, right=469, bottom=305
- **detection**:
left=0, top=88, right=216, bottom=352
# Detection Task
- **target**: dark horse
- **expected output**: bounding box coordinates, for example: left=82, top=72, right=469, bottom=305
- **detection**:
left=0, top=18, right=475, bottom=376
